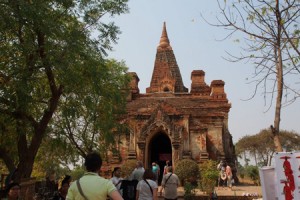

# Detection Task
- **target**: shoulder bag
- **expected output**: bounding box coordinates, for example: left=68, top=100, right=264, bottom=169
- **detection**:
left=143, top=179, right=153, bottom=196
left=76, top=179, right=89, bottom=200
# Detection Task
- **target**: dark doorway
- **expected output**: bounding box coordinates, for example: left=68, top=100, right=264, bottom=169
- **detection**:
left=149, top=132, right=172, bottom=185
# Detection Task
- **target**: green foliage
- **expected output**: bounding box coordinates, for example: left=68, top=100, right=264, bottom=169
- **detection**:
left=238, top=164, right=260, bottom=185
left=183, top=182, right=196, bottom=200
left=121, top=159, right=137, bottom=179
left=237, top=162, right=245, bottom=179
left=199, top=160, right=219, bottom=194
left=69, top=166, right=85, bottom=181
left=236, top=129, right=300, bottom=166
left=52, top=58, right=131, bottom=159
left=174, top=159, right=199, bottom=183
left=31, top=135, right=79, bottom=179
left=245, top=165, right=260, bottom=186
left=0, top=0, right=129, bottom=180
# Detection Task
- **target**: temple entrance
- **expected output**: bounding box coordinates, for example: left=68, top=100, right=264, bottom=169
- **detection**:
left=149, top=132, right=172, bottom=184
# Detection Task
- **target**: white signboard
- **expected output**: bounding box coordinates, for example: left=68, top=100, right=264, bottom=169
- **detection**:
left=274, top=152, right=300, bottom=200
left=259, top=166, right=277, bottom=200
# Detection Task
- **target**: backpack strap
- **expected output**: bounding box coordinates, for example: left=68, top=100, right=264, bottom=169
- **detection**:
left=143, top=179, right=153, bottom=196
left=76, top=179, right=89, bottom=200
left=165, top=173, right=173, bottom=185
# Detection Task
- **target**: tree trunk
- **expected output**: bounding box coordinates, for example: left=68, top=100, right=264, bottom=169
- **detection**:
left=12, top=85, right=62, bottom=182
left=272, top=0, right=283, bottom=152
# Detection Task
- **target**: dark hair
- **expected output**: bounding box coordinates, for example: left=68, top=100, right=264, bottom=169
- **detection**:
left=143, top=169, right=155, bottom=180
left=111, top=167, right=121, bottom=177
left=63, top=175, right=71, bottom=183
left=61, top=176, right=71, bottom=187
left=5, top=182, right=20, bottom=195
left=167, top=166, right=173, bottom=173
left=84, top=152, right=102, bottom=172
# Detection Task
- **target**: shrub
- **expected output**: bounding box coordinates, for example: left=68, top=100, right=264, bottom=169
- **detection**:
left=121, top=159, right=137, bottom=178
left=174, top=159, right=199, bottom=183
left=199, top=160, right=219, bottom=194
left=183, top=182, right=196, bottom=200
left=245, top=165, right=260, bottom=185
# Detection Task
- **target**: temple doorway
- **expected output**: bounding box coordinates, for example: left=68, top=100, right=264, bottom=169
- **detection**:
left=148, top=132, right=172, bottom=184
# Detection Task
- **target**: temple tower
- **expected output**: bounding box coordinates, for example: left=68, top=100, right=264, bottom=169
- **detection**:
left=146, top=22, right=188, bottom=93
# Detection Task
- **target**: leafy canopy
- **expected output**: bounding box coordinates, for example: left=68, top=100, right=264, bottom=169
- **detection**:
left=0, top=0, right=129, bottom=180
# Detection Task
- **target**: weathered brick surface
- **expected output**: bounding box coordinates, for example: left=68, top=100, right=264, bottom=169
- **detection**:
left=115, top=22, right=236, bottom=176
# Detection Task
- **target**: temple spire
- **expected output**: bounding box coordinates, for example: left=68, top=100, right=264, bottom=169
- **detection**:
left=157, top=22, right=172, bottom=50
left=147, top=22, right=187, bottom=93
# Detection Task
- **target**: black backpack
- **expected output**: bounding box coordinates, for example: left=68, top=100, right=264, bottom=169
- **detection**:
left=120, top=180, right=138, bottom=200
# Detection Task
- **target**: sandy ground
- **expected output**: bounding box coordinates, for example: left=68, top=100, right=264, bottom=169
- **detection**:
left=158, top=185, right=262, bottom=197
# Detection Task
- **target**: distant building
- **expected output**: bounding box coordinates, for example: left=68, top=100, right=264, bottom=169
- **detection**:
left=112, top=22, right=236, bottom=173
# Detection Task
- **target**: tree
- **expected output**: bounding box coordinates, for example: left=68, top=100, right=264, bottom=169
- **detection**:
left=0, top=0, right=129, bottom=182
left=235, top=129, right=300, bottom=166
left=52, top=59, right=130, bottom=159
left=206, top=0, right=300, bottom=152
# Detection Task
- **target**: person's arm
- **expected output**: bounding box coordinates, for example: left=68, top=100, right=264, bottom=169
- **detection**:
left=109, top=190, right=124, bottom=200
left=159, top=176, right=166, bottom=194
left=153, top=188, right=158, bottom=200
left=129, top=170, right=135, bottom=180
left=135, top=190, right=139, bottom=200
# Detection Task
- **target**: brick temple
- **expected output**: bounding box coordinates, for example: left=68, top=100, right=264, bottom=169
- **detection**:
left=113, top=22, right=236, bottom=173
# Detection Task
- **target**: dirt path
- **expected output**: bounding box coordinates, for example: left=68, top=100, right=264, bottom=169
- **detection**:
left=159, top=185, right=262, bottom=197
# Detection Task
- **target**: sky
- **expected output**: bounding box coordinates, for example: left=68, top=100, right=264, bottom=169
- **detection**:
left=106, top=0, right=300, bottom=143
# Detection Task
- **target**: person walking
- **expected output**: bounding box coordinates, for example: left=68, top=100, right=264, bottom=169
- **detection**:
left=152, top=162, right=159, bottom=184
left=66, top=152, right=123, bottom=200
left=160, top=166, right=179, bottom=200
left=217, top=161, right=227, bottom=189
left=136, top=169, right=158, bottom=200
left=130, top=161, right=145, bottom=181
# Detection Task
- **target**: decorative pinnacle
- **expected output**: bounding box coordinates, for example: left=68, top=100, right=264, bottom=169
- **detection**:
left=158, top=22, right=172, bottom=50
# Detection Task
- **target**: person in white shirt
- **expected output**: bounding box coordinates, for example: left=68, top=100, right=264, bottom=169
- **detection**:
left=110, top=167, right=123, bottom=194
left=160, top=166, right=179, bottom=200
left=130, top=161, right=145, bottom=181
left=136, top=169, right=158, bottom=200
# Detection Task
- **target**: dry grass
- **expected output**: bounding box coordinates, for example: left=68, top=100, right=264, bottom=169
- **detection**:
left=237, top=176, right=257, bottom=186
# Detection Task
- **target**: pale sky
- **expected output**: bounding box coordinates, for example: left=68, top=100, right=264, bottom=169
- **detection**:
left=107, top=0, right=300, bottom=143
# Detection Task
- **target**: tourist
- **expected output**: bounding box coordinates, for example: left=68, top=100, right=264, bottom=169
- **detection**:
left=226, top=164, right=233, bottom=190
left=53, top=178, right=70, bottom=200
left=155, top=162, right=160, bottom=182
left=163, top=160, right=170, bottom=175
left=45, top=170, right=59, bottom=198
left=110, top=167, right=123, bottom=194
left=136, top=169, right=158, bottom=200
left=62, top=175, right=72, bottom=185
left=160, top=166, right=179, bottom=200
left=3, top=182, right=21, bottom=200
left=129, top=161, right=145, bottom=181
left=66, top=152, right=123, bottom=200
left=217, top=161, right=227, bottom=189
left=152, top=162, right=159, bottom=184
